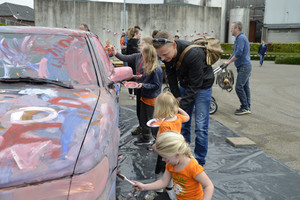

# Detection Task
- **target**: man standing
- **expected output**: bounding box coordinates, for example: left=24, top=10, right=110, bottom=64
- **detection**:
left=258, top=41, right=268, bottom=67
left=153, top=31, right=214, bottom=166
left=223, top=21, right=252, bottom=115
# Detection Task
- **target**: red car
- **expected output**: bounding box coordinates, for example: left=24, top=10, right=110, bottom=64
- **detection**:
left=0, top=26, right=132, bottom=199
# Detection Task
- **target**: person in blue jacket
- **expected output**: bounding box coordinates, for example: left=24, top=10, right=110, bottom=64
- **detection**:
left=258, top=41, right=268, bottom=67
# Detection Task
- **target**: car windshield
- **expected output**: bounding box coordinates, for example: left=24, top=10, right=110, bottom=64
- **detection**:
left=0, top=33, right=97, bottom=86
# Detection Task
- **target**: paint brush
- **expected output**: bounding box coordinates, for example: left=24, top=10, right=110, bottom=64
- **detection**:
left=117, top=173, right=135, bottom=185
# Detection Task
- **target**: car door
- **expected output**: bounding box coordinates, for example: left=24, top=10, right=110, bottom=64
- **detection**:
left=68, top=35, right=120, bottom=200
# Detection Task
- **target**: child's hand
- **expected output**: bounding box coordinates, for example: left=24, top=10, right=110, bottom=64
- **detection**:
left=136, top=83, right=142, bottom=89
left=133, top=74, right=142, bottom=80
left=133, top=181, right=146, bottom=191
left=110, top=46, right=116, bottom=55
left=152, top=144, right=156, bottom=151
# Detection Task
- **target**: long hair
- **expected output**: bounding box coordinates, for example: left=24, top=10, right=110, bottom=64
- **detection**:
left=128, top=27, right=140, bottom=40
left=153, top=92, right=178, bottom=119
left=155, top=131, right=192, bottom=158
left=142, top=45, right=159, bottom=75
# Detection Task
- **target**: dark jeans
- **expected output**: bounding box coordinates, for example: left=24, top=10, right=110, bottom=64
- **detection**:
left=180, top=87, right=212, bottom=166
left=236, top=65, right=252, bottom=110
left=259, top=54, right=265, bottom=66
left=140, top=102, right=157, bottom=140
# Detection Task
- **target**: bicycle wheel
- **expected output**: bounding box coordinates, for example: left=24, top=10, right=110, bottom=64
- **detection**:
left=210, top=97, right=218, bottom=114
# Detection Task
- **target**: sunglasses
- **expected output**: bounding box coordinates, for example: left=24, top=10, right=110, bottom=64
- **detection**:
left=152, top=38, right=173, bottom=44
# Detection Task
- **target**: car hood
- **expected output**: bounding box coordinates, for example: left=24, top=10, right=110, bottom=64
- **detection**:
left=0, top=85, right=99, bottom=188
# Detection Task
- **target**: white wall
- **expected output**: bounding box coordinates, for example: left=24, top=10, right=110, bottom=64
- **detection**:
left=267, top=29, right=300, bottom=43
left=264, top=0, right=300, bottom=24
left=206, top=0, right=226, bottom=43
left=228, top=8, right=250, bottom=44
left=35, top=0, right=222, bottom=50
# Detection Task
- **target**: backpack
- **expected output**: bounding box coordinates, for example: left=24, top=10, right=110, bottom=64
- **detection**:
left=216, top=68, right=234, bottom=92
left=176, top=36, right=223, bottom=69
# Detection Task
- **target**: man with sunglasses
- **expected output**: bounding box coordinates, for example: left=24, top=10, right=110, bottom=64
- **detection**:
left=153, top=31, right=214, bottom=166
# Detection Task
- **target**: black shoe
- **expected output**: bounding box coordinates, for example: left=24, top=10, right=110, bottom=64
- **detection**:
left=134, top=137, right=152, bottom=145
left=131, top=126, right=142, bottom=135
left=235, top=108, right=251, bottom=115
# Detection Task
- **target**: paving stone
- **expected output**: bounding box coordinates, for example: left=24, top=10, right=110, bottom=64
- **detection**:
left=226, top=137, right=256, bottom=147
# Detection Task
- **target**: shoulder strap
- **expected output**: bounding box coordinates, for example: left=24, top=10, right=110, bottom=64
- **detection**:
left=176, top=45, right=201, bottom=70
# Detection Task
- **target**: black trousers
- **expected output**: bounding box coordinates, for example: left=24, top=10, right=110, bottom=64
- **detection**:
left=155, top=155, right=166, bottom=174
left=154, top=192, right=171, bottom=200
left=140, top=101, right=158, bottom=140
left=136, top=89, right=141, bottom=126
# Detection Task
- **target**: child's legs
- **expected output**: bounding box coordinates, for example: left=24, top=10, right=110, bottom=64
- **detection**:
left=136, top=89, right=142, bottom=126
left=140, top=102, right=154, bottom=140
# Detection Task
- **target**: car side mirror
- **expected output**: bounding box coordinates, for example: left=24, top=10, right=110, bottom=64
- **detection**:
left=108, top=67, right=133, bottom=83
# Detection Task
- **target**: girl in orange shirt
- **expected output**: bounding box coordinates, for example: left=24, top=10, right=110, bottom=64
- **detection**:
left=151, top=92, right=190, bottom=199
left=152, top=91, right=190, bottom=174
left=154, top=91, right=190, bottom=138
left=133, top=131, right=214, bottom=200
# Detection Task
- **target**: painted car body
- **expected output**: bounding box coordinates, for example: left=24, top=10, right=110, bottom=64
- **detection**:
left=0, top=27, right=132, bottom=199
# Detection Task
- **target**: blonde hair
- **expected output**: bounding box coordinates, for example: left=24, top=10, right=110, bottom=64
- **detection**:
left=141, top=36, right=153, bottom=46
left=139, top=36, right=153, bottom=51
left=154, top=92, right=178, bottom=119
left=142, top=45, right=159, bottom=75
left=155, top=131, right=192, bottom=158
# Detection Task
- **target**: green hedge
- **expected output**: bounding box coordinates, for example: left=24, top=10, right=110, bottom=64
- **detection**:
left=221, top=54, right=275, bottom=61
left=0, top=23, right=8, bottom=26
left=275, top=56, right=300, bottom=65
left=221, top=43, right=233, bottom=51
left=221, top=42, right=300, bottom=53
left=270, top=43, right=300, bottom=53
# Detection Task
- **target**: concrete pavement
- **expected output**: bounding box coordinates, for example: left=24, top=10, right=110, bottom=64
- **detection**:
left=210, top=59, right=300, bottom=173
left=119, top=59, right=300, bottom=173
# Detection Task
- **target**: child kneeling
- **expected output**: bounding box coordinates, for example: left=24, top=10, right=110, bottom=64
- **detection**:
left=133, top=131, right=214, bottom=200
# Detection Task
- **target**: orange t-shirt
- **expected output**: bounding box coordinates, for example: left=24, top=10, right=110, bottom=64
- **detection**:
left=141, top=97, right=156, bottom=107
left=157, top=114, right=186, bottom=137
left=166, top=158, right=204, bottom=200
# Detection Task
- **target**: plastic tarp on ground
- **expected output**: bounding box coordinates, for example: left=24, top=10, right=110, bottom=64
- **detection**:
left=117, top=105, right=300, bottom=200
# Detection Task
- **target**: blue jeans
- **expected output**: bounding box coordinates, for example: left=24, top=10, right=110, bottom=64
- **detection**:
left=180, top=87, right=212, bottom=166
left=235, top=65, right=252, bottom=110
left=259, top=54, right=265, bottom=66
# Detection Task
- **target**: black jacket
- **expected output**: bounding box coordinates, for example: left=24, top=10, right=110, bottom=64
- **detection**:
left=164, top=40, right=214, bottom=110
left=126, top=38, right=140, bottom=55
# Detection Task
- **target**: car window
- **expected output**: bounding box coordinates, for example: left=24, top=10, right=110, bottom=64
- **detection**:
left=0, top=33, right=97, bottom=85
left=90, top=36, right=113, bottom=85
